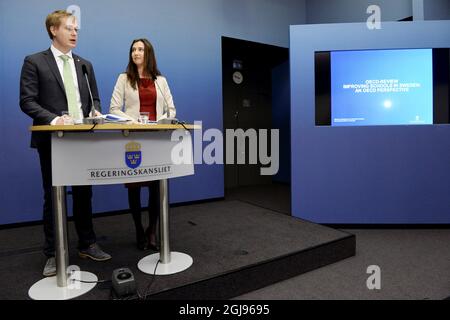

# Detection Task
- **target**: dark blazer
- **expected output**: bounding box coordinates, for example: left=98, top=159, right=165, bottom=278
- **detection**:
left=20, top=48, right=101, bottom=148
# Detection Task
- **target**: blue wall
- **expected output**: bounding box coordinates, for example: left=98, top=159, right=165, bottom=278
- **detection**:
left=290, top=21, right=450, bottom=224
left=306, top=0, right=412, bottom=23
left=0, top=0, right=306, bottom=225
left=0, top=0, right=5, bottom=222
left=424, top=0, right=450, bottom=20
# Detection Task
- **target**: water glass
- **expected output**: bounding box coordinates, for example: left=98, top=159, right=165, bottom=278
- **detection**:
left=139, top=112, right=149, bottom=124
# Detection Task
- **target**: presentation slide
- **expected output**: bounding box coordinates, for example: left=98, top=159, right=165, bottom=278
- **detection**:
left=330, top=49, right=433, bottom=126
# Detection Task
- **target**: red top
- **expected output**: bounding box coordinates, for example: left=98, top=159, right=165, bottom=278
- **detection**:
left=138, top=78, right=157, bottom=121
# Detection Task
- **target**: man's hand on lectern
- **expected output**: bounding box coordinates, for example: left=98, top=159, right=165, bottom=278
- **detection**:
left=55, top=117, right=65, bottom=125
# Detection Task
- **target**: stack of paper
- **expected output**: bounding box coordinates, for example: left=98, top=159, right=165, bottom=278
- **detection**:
left=102, top=114, right=130, bottom=123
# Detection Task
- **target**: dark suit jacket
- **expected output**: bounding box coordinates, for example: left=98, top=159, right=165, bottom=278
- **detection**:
left=20, top=48, right=101, bottom=148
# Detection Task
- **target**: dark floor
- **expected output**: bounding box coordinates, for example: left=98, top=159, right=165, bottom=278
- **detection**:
left=229, top=184, right=450, bottom=300
left=0, top=196, right=351, bottom=300
left=235, top=228, right=450, bottom=300
left=1, top=183, right=449, bottom=300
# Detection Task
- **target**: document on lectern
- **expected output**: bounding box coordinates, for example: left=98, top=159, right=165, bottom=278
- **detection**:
left=102, top=114, right=130, bottom=123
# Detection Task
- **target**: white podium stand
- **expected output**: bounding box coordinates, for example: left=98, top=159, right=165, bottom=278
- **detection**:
left=28, top=123, right=198, bottom=300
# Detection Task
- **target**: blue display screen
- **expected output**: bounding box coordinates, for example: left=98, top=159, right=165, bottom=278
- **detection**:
left=330, top=49, right=433, bottom=126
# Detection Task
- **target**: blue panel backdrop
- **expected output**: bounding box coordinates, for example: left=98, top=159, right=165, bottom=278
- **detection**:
left=305, top=0, right=412, bottom=24
left=0, top=0, right=305, bottom=224
left=290, top=21, right=450, bottom=223
left=0, top=0, right=5, bottom=220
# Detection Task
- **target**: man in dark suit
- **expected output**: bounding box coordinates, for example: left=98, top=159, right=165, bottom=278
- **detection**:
left=20, top=10, right=111, bottom=277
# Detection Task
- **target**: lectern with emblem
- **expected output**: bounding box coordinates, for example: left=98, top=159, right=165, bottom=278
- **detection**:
left=27, top=123, right=199, bottom=300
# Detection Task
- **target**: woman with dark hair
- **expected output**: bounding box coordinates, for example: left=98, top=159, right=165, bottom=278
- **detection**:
left=110, top=38, right=176, bottom=250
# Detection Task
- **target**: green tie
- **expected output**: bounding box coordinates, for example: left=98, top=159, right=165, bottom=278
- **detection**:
left=59, top=55, right=80, bottom=120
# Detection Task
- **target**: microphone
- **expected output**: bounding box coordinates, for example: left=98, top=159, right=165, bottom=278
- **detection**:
left=82, top=64, right=103, bottom=124
left=153, top=74, right=179, bottom=125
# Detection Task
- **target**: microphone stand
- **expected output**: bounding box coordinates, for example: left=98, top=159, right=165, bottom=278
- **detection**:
left=82, top=68, right=104, bottom=125
left=154, top=75, right=179, bottom=125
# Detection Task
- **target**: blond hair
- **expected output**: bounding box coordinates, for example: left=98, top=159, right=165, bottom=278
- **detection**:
left=45, top=10, right=73, bottom=40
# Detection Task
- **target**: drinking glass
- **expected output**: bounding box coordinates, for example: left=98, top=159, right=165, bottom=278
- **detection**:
left=139, top=112, right=149, bottom=124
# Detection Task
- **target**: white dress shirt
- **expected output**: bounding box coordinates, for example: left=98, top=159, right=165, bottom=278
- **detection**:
left=50, top=44, right=83, bottom=124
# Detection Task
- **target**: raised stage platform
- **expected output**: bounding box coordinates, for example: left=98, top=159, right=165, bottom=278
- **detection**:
left=0, top=200, right=355, bottom=300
